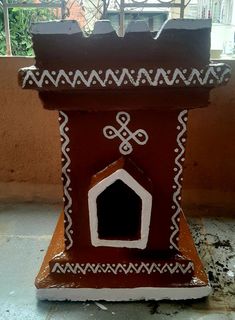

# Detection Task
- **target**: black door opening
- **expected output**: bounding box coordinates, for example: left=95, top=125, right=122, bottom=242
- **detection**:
left=96, top=179, right=142, bottom=241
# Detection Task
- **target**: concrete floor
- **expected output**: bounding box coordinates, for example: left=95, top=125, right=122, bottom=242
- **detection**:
left=0, top=203, right=234, bottom=320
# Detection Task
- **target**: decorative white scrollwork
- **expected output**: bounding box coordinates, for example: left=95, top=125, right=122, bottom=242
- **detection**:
left=59, top=111, right=73, bottom=250
left=169, top=109, right=188, bottom=251
left=103, top=112, right=149, bottom=155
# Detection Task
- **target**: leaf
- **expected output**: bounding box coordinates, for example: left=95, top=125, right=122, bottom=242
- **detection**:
left=1, top=7, right=57, bottom=55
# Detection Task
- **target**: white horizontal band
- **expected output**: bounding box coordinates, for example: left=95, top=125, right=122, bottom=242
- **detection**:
left=37, top=285, right=211, bottom=301
left=31, top=20, right=82, bottom=35
left=161, top=19, right=211, bottom=31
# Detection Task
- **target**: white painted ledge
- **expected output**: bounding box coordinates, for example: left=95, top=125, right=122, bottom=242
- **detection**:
left=37, top=285, right=212, bottom=301
left=31, top=20, right=82, bottom=35
left=30, top=18, right=211, bottom=37
left=161, top=19, right=212, bottom=31
left=93, top=20, right=116, bottom=35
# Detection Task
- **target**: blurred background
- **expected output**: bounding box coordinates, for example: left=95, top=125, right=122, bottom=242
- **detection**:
left=1, top=0, right=235, bottom=58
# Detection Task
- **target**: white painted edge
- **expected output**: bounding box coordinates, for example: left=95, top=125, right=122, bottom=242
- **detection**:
left=88, top=169, right=152, bottom=249
left=161, top=19, right=212, bottom=31
left=30, top=18, right=211, bottom=36
left=125, top=20, right=150, bottom=33
left=93, top=20, right=116, bottom=35
left=31, top=20, right=82, bottom=35
left=155, top=18, right=212, bottom=40
left=37, top=285, right=212, bottom=301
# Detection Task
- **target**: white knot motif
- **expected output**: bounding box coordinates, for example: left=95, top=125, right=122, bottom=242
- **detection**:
left=103, top=112, right=149, bottom=155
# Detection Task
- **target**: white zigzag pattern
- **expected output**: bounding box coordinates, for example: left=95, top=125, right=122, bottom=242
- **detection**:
left=59, top=111, right=73, bottom=250
left=22, top=65, right=230, bottom=88
left=170, top=110, right=188, bottom=251
left=51, top=261, right=194, bottom=275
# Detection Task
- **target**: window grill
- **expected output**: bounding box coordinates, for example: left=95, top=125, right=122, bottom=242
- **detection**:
left=1, top=0, right=234, bottom=56
left=0, top=0, right=186, bottom=56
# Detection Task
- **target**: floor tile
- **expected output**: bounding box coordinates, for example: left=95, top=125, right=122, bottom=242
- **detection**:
left=0, top=203, right=60, bottom=236
left=0, top=217, right=53, bottom=320
left=201, top=217, right=235, bottom=310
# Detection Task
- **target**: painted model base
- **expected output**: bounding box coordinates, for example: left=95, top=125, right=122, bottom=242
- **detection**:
left=37, top=286, right=211, bottom=301
left=35, top=212, right=211, bottom=301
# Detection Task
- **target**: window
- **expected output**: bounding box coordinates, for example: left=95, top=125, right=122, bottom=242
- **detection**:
left=184, top=0, right=235, bottom=57
left=107, top=11, right=168, bottom=34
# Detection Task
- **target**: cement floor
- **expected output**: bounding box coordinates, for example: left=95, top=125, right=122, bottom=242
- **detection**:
left=0, top=203, right=234, bottom=320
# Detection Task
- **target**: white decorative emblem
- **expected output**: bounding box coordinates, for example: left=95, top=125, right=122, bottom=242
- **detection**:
left=103, top=112, right=148, bottom=155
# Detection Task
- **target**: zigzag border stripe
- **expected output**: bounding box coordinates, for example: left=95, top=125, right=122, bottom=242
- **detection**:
left=51, top=261, right=194, bottom=275
left=21, top=65, right=231, bottom=89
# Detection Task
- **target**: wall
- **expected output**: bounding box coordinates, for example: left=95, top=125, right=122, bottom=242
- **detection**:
left=0, top=57, right=234, bottom=213
left=183, top=59, right=235, bottom=213
left=0, top=57, right=61, bottom=202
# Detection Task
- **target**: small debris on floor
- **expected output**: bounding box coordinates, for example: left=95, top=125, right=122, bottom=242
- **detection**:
left=95, top=302, right=108, bottom=310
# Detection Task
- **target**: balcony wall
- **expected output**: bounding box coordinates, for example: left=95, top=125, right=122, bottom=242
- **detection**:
left=0, top=57, right=234, bottom=214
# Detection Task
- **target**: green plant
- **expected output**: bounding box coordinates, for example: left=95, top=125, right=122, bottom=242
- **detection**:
left=0, top=7, right=57, bottom=56
left=0, top=11, right=6, bottom=54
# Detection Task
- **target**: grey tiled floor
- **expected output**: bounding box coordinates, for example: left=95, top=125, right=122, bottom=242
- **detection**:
left=0, top=203, right=234, bottom=320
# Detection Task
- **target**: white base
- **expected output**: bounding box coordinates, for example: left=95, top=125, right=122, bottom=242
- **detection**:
left=37, top=285, right=212, bottom=301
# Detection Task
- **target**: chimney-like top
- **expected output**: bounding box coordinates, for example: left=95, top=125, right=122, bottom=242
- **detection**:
left=18, top=19, right=231, bottom=111
left=30, top=19, right=212, bottom=69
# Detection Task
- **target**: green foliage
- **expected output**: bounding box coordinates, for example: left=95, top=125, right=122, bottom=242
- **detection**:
left=0, top=7, right=57, bottom=56
left=0, top=11, right=6, bottom=54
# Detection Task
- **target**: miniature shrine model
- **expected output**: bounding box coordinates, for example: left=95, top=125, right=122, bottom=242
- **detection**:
left=19, top=18, right=231, bottom=301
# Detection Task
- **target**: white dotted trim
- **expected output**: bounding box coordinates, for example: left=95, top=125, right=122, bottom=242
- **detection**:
left=21, top=65, right=231, bottom=89
left=59, top=111, right=73, bottom=250
left=169, top=110, right=188, bottom=250
left=51, top=261, right=194, bottom=275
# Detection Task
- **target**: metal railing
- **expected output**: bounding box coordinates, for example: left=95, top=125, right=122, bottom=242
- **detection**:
left=0, top=0, right=186, bottom=55
left=117, top=0, right=185, bottom=36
